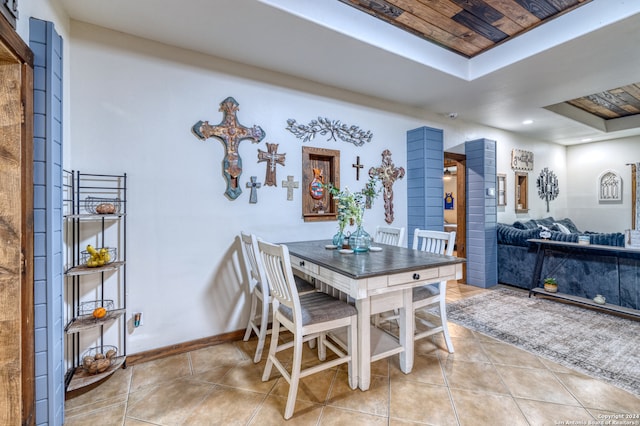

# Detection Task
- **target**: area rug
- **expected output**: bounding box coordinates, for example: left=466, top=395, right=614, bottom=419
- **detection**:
left=444, top=287, right=640, bottom=397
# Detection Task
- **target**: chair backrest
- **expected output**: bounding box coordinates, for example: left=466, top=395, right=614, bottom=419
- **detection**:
left=412, top=229, right=456, bottom=256
left=240, top=231, right=268, bottom=295
left=257, top=240, right=300, bottom=321
left=375, top=225, right=405, bottom=247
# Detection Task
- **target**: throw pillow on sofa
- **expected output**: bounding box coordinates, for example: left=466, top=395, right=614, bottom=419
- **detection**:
left=554, top=222, right=571, bottom=234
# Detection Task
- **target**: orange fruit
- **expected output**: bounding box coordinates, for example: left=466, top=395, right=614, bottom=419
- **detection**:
left=92, top=307, right=107, bottom=319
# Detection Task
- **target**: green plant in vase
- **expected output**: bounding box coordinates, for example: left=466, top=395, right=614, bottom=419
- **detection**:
left=543, top=277, right=558, bottom=293
left=325, top=176, right=380, bottom=252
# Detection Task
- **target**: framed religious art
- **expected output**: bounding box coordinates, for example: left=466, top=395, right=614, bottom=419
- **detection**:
left=301, top=146, right=340, bottom=222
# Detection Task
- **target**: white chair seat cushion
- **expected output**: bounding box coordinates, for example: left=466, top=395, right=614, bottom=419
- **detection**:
left=278, top=292, right=357, bottom=326
left=412, top=283, right=440, bottom=302
left=256, top=275, right=314, bottom=294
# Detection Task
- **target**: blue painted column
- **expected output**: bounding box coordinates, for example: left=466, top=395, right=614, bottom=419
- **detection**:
left=30, top=18, right=64, bottom=426
left=406, top=126, right=444, bottom=247
left=465, top=139, right=497, bottom=288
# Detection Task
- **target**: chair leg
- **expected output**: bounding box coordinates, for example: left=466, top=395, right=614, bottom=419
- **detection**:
left=439, top=294, right=454, bottom=353
left=262, top=317, right=280, bottom=382
left=284, top=333, right=304, bottom=420
left=253, top=295, right=270, bottom=363
left=317, top=332, right=327, bottom=361
left=243, top=292, right=258, bottom=341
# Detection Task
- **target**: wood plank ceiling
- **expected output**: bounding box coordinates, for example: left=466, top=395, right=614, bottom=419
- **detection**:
left=339, top=0, right=640, bottom=122
left=567, top=84, right=640, bottom=119
left=338, top=0, right=592, bottom=58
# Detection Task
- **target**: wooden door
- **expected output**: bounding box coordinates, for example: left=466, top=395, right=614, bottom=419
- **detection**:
left=445, top=152, right=466, bottom=283
left=0, top=16, right=35, bottom=426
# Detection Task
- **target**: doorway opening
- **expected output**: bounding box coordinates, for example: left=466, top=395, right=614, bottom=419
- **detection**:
left=444, top=152, right=466, bottom=282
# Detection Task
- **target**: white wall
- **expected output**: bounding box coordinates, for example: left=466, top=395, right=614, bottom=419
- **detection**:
left=566, top=137, right=640, bottom=232
left=9, top=2, right=575, bottom=353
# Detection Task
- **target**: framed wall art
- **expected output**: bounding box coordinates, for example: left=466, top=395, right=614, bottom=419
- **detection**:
left=301, top=146, right=340, bottom=222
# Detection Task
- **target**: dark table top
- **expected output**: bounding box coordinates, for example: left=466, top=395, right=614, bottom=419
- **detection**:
left=283, top=239, right=465, bottom=280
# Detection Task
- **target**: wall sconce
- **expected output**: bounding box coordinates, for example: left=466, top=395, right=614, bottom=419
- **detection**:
left=443, top=168, right=452, bottom=180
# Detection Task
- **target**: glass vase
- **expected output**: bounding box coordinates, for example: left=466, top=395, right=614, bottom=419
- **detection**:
left=349, top=225, right=371, bottom=252
left=332, top=230, right=344, bottom=247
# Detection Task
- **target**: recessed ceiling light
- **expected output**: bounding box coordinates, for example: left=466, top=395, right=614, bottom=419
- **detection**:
left=581, top=138, right=592, bottom=142
left=522, top=119, right=533, bottom=125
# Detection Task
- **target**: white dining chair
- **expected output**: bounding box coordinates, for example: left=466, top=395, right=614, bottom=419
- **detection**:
left=374, top=225, right=405, bottom=247
left=411, top=228, right=456, bottom=353
left=240, top=232, right=315, bottom=363
left=258, top=240, right=358, bottom=420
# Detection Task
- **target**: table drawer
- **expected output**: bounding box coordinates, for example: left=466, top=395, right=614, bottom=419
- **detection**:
left=290, top=255, right=319, bottom=275
left=388, top=268, right=439, bottom=287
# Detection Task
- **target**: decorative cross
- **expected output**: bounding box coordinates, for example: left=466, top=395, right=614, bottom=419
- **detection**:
left=369, top=149, right=405, bottom=224
left=352, top=156, right=364, bottom=180
left=257, top=143, right=286, bottom=186
left=282, top=175, right=299, bottom=201
left=246, top=176, right=262, bottom=204
left=192, top=97, right=265, bottom=200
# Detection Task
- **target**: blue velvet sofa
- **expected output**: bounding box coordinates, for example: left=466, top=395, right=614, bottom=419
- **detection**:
left=497, top=217, right=639, bottom=310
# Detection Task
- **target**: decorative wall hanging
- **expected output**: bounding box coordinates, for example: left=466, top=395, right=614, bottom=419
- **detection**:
left=511, top=149, right=534, bottom=171
left=497, top=174, right=506, bottom=207
left=257, top=142, right=285, bottom=186
left=444, top=193, right=454, bottom=210
left=536, top=167, right=559, bottom=212
left=286, top=117, right=372, bottom=146
left=352, top=156, right=364, bottom=180
left=302, top=146, right=340, bottom=222
left=246, top=176, right=262, bottom=204
left=192, top=97, right=265, bottom=200
left=597, top=169, right=622, bottom=202
left=369, top=149, right=405, bottom=224
left=282, top=176, right=299, bottom=201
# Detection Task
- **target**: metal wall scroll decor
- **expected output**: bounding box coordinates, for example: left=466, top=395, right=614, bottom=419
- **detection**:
left=536, top=167, right=559, bottom=212
left=192, top=97, right=265, bottom=200
left=285, top=117, right=373, bottom=146
left=257, top=143, right=285, bottom=186
left=597, top=169, right=622, bottom=202
left=511, top=149, right=534, bottom=171
left=369, top=149, right=405, bottom=224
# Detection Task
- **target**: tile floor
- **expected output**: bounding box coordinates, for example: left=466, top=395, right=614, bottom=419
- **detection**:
left=64, top=282, right=640, bottom=425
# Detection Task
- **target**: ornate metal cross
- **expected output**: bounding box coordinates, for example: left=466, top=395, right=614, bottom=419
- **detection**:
left=257, top=143, right=286, bottom=186
left=352, top=156, right=364, bottom=180
left=192, top=97, right=265, bottom=200
left=282, top=175, right=299, bottom=201
left=369, top=149, right=405, bottom=224
left=246, top=176, right=262, bottom=204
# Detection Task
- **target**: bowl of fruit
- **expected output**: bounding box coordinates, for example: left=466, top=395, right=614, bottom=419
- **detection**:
left=81, top=245, right=117, bottom=267
left=82, top=345, right=118, bottom=375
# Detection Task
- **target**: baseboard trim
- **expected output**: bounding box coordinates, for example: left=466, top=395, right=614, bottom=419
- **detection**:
left=125, top=329, right=246, bottom=366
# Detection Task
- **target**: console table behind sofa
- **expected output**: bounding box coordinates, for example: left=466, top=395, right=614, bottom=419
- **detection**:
left=527, top=239, right=640, bottom=313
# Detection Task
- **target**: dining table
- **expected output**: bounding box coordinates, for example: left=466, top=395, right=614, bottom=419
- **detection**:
left=283, top=239, right=465, bottom=391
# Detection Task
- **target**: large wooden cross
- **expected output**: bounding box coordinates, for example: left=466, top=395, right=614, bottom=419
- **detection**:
left=369, top=149, right=405, bottom=224
left=192, top=97, right=265, bottom=200
left=257, top=143, right=285, bottom=186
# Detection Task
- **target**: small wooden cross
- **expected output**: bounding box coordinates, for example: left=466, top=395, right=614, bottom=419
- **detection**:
left=192, top=97, right=265, bottom=200
left=257, top=143, right=285, bottom=186
left=352, top=156, right=364, bottom=180
left=369, top=149, right=405, bottom=224
left=246, top=176, right=262, bottom=204
left=281, top=175, right=299, bottom=201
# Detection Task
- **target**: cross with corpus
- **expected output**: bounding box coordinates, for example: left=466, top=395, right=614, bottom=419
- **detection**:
left=281, top=175, right=299, bottom=201
left=257, top=143, right=286, bottom=186
left=192, top=97, right=265, bottom=200
left=369, top=149, right=405, bottom=224
left=246, top=176, right=262, bottom=204
left=352, top=156, right=364, bottom=180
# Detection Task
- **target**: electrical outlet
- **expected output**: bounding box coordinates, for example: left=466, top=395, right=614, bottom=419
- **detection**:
left=133, top=312, right=143, bottom=327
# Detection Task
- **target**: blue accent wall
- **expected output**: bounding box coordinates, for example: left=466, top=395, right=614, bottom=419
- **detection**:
left=465, top=139, right=497, bottom=288
left=406, top=126, right=444, bottom=247
left=30, top=18, right=65, bottom=426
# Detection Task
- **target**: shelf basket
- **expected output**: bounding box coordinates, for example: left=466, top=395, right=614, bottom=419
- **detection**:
left=80, top=247, right=117, bottom=267
left=77, top=300, right=115, bottom=319
left=81, top=345, right=118, bottom=374
left=84, top=196, right=122, bottom=215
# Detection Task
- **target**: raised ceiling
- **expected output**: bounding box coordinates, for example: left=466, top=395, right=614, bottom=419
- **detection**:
left=57, top=0, right=640, bottom=146
left=339, top=0, right=592, bottom=58
left=567, top=84, right=640, bottom=119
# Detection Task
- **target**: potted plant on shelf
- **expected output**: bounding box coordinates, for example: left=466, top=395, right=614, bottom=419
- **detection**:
left=543, top=277, right=558, bottom=293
